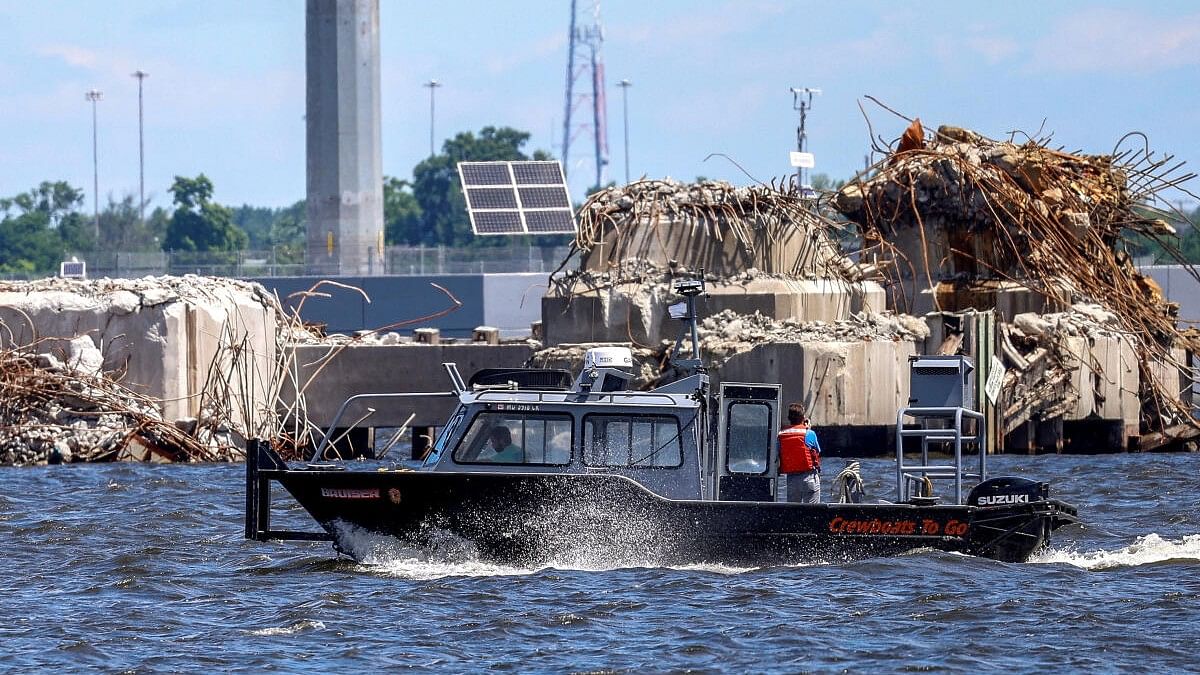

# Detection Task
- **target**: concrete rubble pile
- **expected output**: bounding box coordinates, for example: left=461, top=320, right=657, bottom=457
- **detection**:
left=835, top=120, right=1200, bottom=442
left=998, top=304, right=1129, bottom=437
left=545, top=179, right=885, bottom=346
left=577, top=178, right=861, bottom=280
left=832, top=121, right=1181, bottom=320
left=695, top=308, right=930, bottom=369
left=0, top=275, right=289, bottom=465
left=0, top=347, right=228, bottom=466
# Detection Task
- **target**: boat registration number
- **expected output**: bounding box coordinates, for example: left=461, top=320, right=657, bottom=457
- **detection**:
left=489, top=403, right=539, bottom=412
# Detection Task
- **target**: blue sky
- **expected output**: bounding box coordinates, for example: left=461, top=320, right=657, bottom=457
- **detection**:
left=1, top=1, right=1198, bottom=210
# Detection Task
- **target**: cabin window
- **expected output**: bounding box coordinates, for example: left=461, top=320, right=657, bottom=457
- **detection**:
left=423, top=408, right=465, bottom=467
left=726, top=402, right=771, bottom=474
left=452, top=411, right=573, bottom=465
left=583, top=414, right=683, bottom=468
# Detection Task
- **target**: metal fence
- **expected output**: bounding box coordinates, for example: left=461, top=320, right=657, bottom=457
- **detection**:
left=62, top=244, right=574, bottom=279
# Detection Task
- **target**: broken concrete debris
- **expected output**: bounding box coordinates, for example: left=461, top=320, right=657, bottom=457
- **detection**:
left=0, top=347, right=235, bottom=466
left=0, top=275, right=287, bottom=466
left=836, top=120, right=1199, bottom=442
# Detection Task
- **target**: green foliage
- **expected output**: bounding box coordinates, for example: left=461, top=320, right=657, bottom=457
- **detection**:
left=230, top=200, right=305, bottom=260
left=97, top=193, right=166, bottom=252
left=163, top=174, right=248, bottom=252
left=383, top=177, right=423, bottom=245
left=0, top=181, right=88, bottom=275
left=412, top=126, right=550, bottom=247
left=268, top=201, right=306, bottom=264
left=810, top=173, right=846, bottom=192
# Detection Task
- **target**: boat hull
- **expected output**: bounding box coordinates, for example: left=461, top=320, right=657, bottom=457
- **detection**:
left=258, top=466, right=1076, bottom=565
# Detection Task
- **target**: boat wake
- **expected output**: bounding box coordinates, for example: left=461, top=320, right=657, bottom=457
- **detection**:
left=332, top=522, right=756, bottom=579
left=1032, top=533, right=1200, bottom=570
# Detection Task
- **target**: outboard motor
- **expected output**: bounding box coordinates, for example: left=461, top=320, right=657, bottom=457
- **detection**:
left=967, top=476, right=1048, bottom=507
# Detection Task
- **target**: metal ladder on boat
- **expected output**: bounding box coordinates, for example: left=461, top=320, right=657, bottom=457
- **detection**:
left=894, top=405, right=987, bottom=505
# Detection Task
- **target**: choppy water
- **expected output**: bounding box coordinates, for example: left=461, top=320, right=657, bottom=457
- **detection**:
left=1, top=453, right=1199, bottom=672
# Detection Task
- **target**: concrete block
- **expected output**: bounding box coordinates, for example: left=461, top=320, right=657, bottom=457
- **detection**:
left=286, top=342, right=536, bottom=428
left=1064, top=334, right=1139, bottom=440
left=716, top=339, right=915, bottom=428
left=542, top=278, right=885, bottom=346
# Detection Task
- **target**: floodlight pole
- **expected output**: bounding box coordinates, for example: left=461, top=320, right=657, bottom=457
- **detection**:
left=790, top=87, right=820, bottom=189
left=617, top=79, right=631, bottom=184
left=132, top=70, right=149, bottom=229
left=85, top=89, right=103, bottom=244
left=424, top=79, right=442, bottom=157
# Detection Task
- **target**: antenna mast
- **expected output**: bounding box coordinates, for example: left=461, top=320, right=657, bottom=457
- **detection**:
left=562, top=0, right=610, bottom=192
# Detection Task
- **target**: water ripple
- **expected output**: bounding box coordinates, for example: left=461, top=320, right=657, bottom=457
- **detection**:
left=0, top=457, right=1198, bottom=670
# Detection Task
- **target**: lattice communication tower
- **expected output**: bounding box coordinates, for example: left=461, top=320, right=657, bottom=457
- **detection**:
left=562, top=0, right=610, bottom=191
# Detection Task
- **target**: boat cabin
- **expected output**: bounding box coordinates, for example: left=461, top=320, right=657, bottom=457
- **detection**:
left=415, top=345, right=782, bottom=502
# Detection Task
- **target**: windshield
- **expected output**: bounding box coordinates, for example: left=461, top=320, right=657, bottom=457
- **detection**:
left=452, top=411, right=573, bottom=465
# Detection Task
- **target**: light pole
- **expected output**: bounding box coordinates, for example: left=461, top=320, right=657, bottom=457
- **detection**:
left=790, top=87, right=821, bottom=190
left=132, top=70, right=149, bottom=228
left=617, top=79, right=631, bottom=184
left=423, top=79, right=441, bottom=157
left=85, top=89, right=103, bottom=243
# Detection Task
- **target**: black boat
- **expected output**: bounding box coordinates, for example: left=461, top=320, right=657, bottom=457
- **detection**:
left=245, top=278, right=1077, bottom=565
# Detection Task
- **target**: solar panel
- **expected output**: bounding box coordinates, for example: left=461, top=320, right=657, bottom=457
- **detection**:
left=459, top=163, right=511, bottom=185
left=512, top=161, right=564, bottom=185
left=517, top=186, right=570, bottom=209
left=524, top=211, right=576, bottom=233
left=472, top=210, right=524, bottom=234
left=466, top=187, right=519, bottom=209
left=458, top=160, right=577, bottom=236
left=59, top=260, right=86, bottom=278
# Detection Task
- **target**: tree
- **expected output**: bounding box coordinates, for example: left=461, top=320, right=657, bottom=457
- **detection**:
left=383, top=176, right=423, bottom=245
left=411, top=126, right=551, bottom=247
left=98, top=193, right=165, bottom=252
left=162, top=174, right=248, bottom=252
left=0, top=181, right=88, bottom=275
left=810, top=173, right=846, bottom=192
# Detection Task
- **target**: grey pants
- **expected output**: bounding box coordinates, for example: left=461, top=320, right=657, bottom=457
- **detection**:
left=786, top=470, right=821, bottom=504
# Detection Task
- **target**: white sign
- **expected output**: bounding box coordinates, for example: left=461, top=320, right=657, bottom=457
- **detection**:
left=789, top=151, right=815, bottom=168
left=984, top=355, right=1005, bottom=405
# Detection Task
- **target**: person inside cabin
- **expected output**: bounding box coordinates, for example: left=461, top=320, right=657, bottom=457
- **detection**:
left=778, top=402, right=822, bottom=503
left=487, top=425, right=524, bottom=463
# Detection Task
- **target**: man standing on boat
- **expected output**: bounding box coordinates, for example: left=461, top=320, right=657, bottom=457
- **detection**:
left=779, top=402, right=822, bottom=503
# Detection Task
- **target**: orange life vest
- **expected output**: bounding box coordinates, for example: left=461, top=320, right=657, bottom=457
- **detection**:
left=778, top=424, right=819, bottom=474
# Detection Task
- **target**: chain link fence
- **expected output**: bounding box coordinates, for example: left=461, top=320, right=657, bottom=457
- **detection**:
left=47, top=243, right=574, bottom=279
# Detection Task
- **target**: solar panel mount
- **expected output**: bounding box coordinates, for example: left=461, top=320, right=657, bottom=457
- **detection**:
left=457, top=160, right=576, bottom=236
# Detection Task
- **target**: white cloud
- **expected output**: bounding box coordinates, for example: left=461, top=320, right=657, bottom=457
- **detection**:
left=1030, top=8, right=1200, bottom=73
left=37, top=43, right=101, bottom=70
left=485, top=32, right=566, bottom=75
left=619, top=1, right=786, bottom=52
left=965, top=36, right=1019, bottom=64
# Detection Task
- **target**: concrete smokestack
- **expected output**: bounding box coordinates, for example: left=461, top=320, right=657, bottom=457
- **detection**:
left=305, top=0, right=384, bottom=275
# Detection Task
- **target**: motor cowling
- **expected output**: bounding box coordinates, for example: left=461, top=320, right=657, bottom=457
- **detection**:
left=967, top=476, right=1048, bottom=507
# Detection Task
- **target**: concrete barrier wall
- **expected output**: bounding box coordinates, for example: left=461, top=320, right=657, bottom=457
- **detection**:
left=483, top=273, right=547, bottom=337
left=0, top=283, right=276, bottom=427
left=287, top=343, right=536, bottom=428
left=253, top=273, right=545, bottom=337
left=717, top=340, right=915, bottom=427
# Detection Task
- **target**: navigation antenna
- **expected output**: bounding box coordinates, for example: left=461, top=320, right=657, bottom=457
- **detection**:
left=668, top=275, right=708, bottom=375
left=790, top=87, right=821, bottom=192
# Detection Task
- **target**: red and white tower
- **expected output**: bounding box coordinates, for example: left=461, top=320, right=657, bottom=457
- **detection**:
left=562, top=0, right=610, bottom=191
